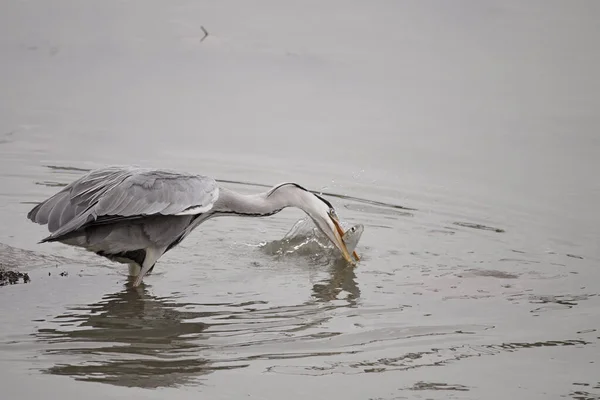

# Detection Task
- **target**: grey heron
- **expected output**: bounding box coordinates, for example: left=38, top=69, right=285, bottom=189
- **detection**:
left=27, top=165, right=358, bottom=287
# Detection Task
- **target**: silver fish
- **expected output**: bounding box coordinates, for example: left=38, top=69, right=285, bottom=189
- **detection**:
left=342, top=224, right=364, bottom=261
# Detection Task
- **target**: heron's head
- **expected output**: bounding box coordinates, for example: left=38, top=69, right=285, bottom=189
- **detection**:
left=267, top=183, right=359, bottom=264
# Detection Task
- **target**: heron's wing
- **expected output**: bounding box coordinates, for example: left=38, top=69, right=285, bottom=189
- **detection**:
left=27, top=166, right=219, bottom=242
left=27, top=166, right=132, bottom=230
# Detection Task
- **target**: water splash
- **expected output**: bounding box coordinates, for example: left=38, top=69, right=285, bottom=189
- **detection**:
left=259, top=218, right=363, bottom=263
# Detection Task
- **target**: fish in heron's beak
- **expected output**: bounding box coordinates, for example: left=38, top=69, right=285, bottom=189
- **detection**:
left=328, top=211, right=360, bottom=264
left=341, top=224, right=364, bottom=259
left=305, top=192, right=360, bottom=264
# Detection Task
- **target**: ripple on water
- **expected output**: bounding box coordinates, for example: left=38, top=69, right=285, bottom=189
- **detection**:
left=406, top=381, right=470, bottom=392
left=343, top=203, right=414, bottom=218
left=455, top=269, right=519, bottom=279
left=0, top=243, right=82, bottom=270
left=265, top=339, right=590, bottom=376
left=452, top=221, right=505, bottom=233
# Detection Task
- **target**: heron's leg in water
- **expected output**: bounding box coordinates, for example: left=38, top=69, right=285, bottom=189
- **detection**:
left=128, top=263, right=142, bottom=277
left=128, top=263, right=155, bottom=277
left=132, top=246, right=166, bottom=287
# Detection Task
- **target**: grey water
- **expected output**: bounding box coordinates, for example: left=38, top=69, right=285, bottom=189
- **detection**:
left=1, top=1, right=599, bottom=399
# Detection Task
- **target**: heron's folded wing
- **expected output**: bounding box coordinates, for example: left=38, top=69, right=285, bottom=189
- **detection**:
left=28, top=166, right=219, bottom=242
left=27, top=166, right=132, bottom=227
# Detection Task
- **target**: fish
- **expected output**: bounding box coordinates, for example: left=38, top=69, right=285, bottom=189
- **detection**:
left=342, top=224, right=364, bottom=261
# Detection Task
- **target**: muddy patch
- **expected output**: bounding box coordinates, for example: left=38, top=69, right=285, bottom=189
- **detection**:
left=0, top=265, right=30, bottom=286
left=0, top=243, right=91, bottom=286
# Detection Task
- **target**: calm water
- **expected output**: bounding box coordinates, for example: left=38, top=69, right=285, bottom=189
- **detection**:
left=1, top=1, right=599, bottom=399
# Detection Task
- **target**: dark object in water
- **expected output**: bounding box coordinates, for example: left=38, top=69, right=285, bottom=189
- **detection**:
left=0, top=265, right=30, bottom=286
left=566, top=254, right=584, bottom=260
left=453, top=221, right=505, bottom=233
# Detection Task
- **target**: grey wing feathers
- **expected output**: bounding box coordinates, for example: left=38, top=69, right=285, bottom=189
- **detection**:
left=27, top=166, right=219, bottom=242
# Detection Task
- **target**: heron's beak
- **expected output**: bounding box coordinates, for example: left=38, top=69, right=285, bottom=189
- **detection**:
left=329, top=215, right=359, bottom=264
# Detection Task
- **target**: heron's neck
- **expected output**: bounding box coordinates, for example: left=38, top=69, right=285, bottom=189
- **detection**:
left=214, top=186, right=295, bottom=216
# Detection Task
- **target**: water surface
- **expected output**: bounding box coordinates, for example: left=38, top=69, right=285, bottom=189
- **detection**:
left=1, top=1, right=599, bottom=399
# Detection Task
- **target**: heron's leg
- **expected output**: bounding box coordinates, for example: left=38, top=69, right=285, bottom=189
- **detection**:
left=132, top=246, right=166, bottom=287
left=128, top=263, right=142, bottom=276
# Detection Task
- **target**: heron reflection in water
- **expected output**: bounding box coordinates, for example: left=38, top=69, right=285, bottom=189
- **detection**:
left=35, top=264, right=360, bottom=388
left=312, top=258, right=361, bottom=304
left=27, top=166, right=359, bottom=287
left=34, top=279, right=225, bottom=388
